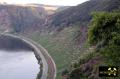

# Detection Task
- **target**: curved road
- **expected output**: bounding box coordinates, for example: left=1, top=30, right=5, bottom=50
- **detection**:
left=4, top=34, right=56, bottom=79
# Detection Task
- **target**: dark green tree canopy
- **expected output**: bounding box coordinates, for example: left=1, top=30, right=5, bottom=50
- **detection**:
left=88, top=12, right=120, bottom=46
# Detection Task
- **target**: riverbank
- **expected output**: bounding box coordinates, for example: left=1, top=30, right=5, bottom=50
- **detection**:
left=2, top=34, right=56, bottom=79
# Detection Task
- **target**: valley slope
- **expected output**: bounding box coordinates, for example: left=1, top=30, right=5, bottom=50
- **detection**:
left=0, top=0, right=120, bottom=79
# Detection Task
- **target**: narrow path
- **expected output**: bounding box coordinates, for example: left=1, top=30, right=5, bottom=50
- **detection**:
left=4, top=34, right=56, bottom=79
left=32, top=40, right=57, bottom=79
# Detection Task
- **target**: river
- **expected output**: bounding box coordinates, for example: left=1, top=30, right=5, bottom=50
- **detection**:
left=0, top=50, right=40, bottom=79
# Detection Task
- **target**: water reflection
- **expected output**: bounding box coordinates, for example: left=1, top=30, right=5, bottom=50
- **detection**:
left=0, top=50, right=39, bottom=79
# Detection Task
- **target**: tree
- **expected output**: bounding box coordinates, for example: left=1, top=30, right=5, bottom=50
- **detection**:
left=88, top=12, right=120, bottom=46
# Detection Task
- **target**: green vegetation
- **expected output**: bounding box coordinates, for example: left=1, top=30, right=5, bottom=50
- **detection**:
left=29, top=26, right=87, bottom=79
left=30, top=12, right=120, bottom=79
left=88, top=12, right=120, bottom=46
left=67, top=12, right=120, bottom=79
left=0, top=0, right=120, bottom=79
left=88, top=12, right=120, bottom=65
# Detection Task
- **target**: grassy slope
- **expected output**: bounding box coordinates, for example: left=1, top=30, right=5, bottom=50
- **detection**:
left=67, top=12, right=120, bottom=79
left=29, top=26, right=87, bottom=79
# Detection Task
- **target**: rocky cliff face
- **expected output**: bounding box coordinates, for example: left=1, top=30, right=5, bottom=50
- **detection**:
left=0, top=4, right=47, bottom=33
left=0, top=9, right=12, bottom=32
left=0, top=0, right=120, bottom=34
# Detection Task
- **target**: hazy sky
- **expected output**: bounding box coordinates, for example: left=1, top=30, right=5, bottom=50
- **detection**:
left=0, top=0, right=89, bottom=6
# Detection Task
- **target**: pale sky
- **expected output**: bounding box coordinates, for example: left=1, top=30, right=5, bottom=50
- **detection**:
left=0, top=0, right=89, bottom=6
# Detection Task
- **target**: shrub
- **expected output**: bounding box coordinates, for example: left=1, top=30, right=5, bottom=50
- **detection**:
left=88, top=12, right=120, bottom=46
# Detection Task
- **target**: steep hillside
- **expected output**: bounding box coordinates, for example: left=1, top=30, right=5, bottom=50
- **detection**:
left=0, top=4, right=47, bottom=33
left=0, top=0, right=120, bottom=79
left=66, top=12, right=120, bottom=79
left=26, top=0, right=120, bottom=79
left=0, top=4, right=69, bottom=33
left=49, top=0, right=120, bottom=28
left=0, top=0, right=120, bottom=33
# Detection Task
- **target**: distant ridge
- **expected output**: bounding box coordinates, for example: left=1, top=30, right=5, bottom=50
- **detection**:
left=49, top=0, right=120, bottom=27
left=0, top=0, right=120, bottom=33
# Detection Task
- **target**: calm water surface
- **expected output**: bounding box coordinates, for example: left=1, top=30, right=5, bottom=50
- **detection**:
left=0, top=50, right=39, bottom=79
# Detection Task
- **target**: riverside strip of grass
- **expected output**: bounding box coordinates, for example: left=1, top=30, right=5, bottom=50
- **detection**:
left=29, top=26, right=86, bottom=79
